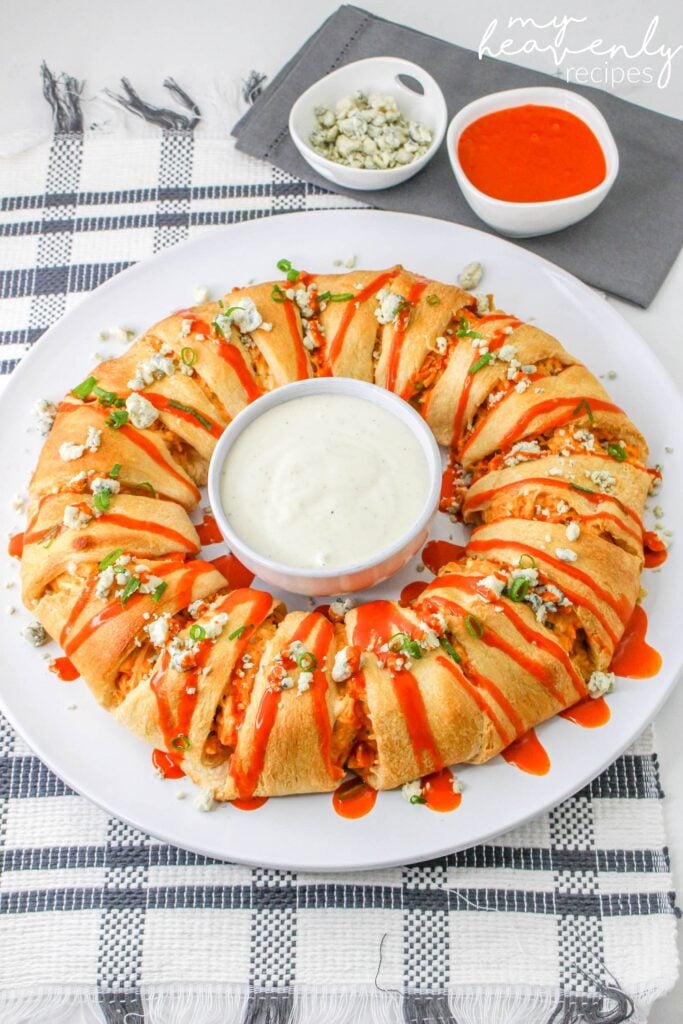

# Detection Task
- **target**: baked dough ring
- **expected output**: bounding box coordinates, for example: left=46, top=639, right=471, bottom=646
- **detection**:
left=18, top=266, right=655, bottom=800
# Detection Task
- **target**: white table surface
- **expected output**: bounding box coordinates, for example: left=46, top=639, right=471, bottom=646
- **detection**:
left=1, top=1, right=681, bottom=1019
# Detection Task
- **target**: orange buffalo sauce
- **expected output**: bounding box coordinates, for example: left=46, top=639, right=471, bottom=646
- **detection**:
left=458, top=105, right=607, bottom=203
left=502, top=728, right=551, bottom=775
left=231, top=796, right=269, bottom=811
left=560, top=695, right=611, bottom=728
left=610, top=604, right=662, bottom=679
left=49, top=656, right=80, bottom=682
left=332, top=776, right=378, bottom=819
left=421, top=767, right=462, bottom=813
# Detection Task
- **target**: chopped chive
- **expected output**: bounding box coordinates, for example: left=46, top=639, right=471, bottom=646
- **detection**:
left=71, top=376, right=97, bottom=400
left=189, top=624, right=206, bottom=641
left=468, top=352, right=493, bottom=374
left=425, top=294, right=440, bottom=305
left=171, top=734, right=190, bottom=751
left=439, top=637, right=461, bottom=663
left=607, top=442, right=627, bottom=462
left=120, top=576, right=141, bottom=604
left=99, top=548, right=123, bottom=570
left=93, top=490, right=111, bottom=513
left=296, top=650, right=318, bottom=672
left=465, top=614, right=484, bottom=639
left=93, top=385, right=118, bottom=406
left=456, top=317, right=482, bottom=340
left=573, top=398, right=594, bottom=422
left=276, top=259, right=292, bottom=272
left=106, top=409, right=129, bottom=429
left=109, top=463, right=121, bottom=479
left=271, top=284, right=286, bottom=303
left=410, top=793, right=426, bottom=805
left=180, top=346, right=196, bottom=366
left=228, top=624, right=249, bottom=641
left=167, top=399, right=213, bottom=431
left=570, top=482, right=595, bottom=494
left=507, top=577, right=529, bottom=603
left=518, top=554, right=536, bottom=569
left=151, top=581, right=168, bottom=603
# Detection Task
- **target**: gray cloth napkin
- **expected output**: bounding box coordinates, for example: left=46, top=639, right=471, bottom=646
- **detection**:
left=233, top=4, right=683, bottom=307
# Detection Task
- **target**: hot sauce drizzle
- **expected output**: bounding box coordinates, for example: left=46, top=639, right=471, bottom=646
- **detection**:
left=399, top=580, right=428, bottom=607
left=176, top=309, right=262, bottom=403
left=144, top=393, right=223, bottom=438
left=231, top=796, right=269, bottom=811
left=351, top=602, right=442, bottom=775
left=560, top=696, right=610, bottom=728
left=152, top=748, right=185, bottom=779
left=326, top=269, right=400, bottom=369
left=643, top=530, right=668, bottom=569
left=610, top=605, right=662, bottom=679
left=8, top=532, right=24, bottom=558
left=332, top=776, right=378, bottom=819
left=422, top=766, right=462, bottom=812
left=451, top=318, right=522, bottom=450
left=436, top=653, right=513, bottom=744
left=502, top=728, right=551, bottom=775
left=49, top=656, right=80, bottom=681
left=384, top=279, right=429, bottom=393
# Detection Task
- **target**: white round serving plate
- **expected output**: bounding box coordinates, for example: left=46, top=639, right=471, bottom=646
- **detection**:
left=0, top=210, right=681, bottom=872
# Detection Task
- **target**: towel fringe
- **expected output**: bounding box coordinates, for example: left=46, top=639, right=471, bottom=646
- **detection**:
left=40, top=61, right=84, bottom=133
left=103, top=77, right=200, bottom=131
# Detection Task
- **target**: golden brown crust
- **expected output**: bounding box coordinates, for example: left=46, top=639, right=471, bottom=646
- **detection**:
left=18, top=267, right=653, bottom=800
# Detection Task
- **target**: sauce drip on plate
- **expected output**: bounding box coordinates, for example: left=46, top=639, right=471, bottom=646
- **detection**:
left=502, top=729, right=551, bottom=775
left=49, top=656, right=80, bottom=682
left=421, top=766, right=462, bottom=812
left=610, top=605, right=662, bottom=678
left=560, top=695, right=611, bottom=728
left=332, top=776, right=378, bottom=819
left=232, top=796, right=269, bottom=811
left=152, top=748, right=185, bottom=779
left=421, top=540, right=467, bottom=575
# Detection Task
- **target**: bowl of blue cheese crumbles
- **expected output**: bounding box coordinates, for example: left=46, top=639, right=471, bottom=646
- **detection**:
left=289, top=57, right=447, bottom=191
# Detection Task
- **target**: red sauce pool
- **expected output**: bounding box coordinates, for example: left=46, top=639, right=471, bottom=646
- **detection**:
left=332, top=776, right=378, bottom=819
left=422, top=767, right=462, bottom=813
left=643, top=530, right=668, bottom=569
left=8, top=532, right=24, bottom=558
left=421, top=540, right=467, bottom=575
left=196, top=513, right=223, bottom=546
left=49, top=656, right=80, bottom=682
left=152, top=748, right=185, bottom=779
left=610, top=604, right=662, bottom=679
left=232, top=796, right=269, bottom=811
left=399, top=580, right=428, bottom=607
left=458, top=104, right=606, bottom=203
left=502, top=729, right=551, bottom=775
left=560, top=695, right=611, bottom=728
left=211, top=553, right=255, bottom=590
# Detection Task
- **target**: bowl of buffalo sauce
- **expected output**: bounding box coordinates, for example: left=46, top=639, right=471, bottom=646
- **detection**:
left=447, top=87, right=619, bottom=237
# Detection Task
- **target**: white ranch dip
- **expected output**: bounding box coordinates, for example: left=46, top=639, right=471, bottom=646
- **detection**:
left=220, top=394, right=430, bottom=569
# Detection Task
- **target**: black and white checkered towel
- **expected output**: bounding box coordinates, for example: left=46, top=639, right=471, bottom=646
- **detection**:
left=0, top=123, right=678, bottom=1024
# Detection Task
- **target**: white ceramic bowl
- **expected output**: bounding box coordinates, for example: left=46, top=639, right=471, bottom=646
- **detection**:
left=447, top=86, right=619, bottom=238
left=289, top=56, right=447, bottom=192
left=208, top=378, right=442, bottom=597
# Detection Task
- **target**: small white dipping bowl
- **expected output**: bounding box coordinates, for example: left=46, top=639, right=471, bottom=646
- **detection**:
left=207, top=378, right=442, bottom=597
left=447, top=86, right=619, bottom=238
left=289, top=56, right=447, bottom=192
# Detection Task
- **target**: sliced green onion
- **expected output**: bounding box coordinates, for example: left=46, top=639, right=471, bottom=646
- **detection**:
left=507, top=577, right=530, bottom=603
left=276, top=258, right=292, bottom=272
left=228, top=625, right=248, bottom=641
left=286, top=268, right=299, bottom=282
left=41, top=525, right=59, bottom=549
left=151, top=581, right=168, bottom=603
left=180, top=346, right=196, bottom=366
left=109, top=463, right=121, bottom=479
left=570, top=482, right=595, bottom=494
left=327, top=292, right=354, bottom=302
left=93, top=490, right=111, bottom=514
left=224, top=305, right=245, bottom=317
left=518, top=554, right=536, bottom=569
left=607, top=442, right=627, bottom=462
left=212, top=316, right=227, bottom=338
left=114, top=398, right=126, bottom=407
left=425, top=294, right=440, bottom=306
left=167, top=399, right=213, bottom=431
left=120, top=576, right=141, bottom=604
left=465, top=614, right=484, bottom=639
left=271, top=284, right=286, bottom=303
left=71, top=376, right=97, bottom=400
left=387, top=632, right=422, bottom=660
left=93, top=385, right=118, bottom=406
left=439, top=637, right=461, bottom=663
left=171, top=734, right=190, bottom=751
left=296, top=650, right=318, bottom=672
left=456, top=317, right=482, bottom=340
left=410, top=793, right=426, bottom=805
left=106, top=409, right=129, bottom=429
left=573, top=398, right=594, bottom=422
left=139, top=481, right=156, bottom=497
left=99, top=548, right=123, bottom=570
left=189, top=624, right=206, bottom=641
left=468, top=352, right=493, bottom=374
